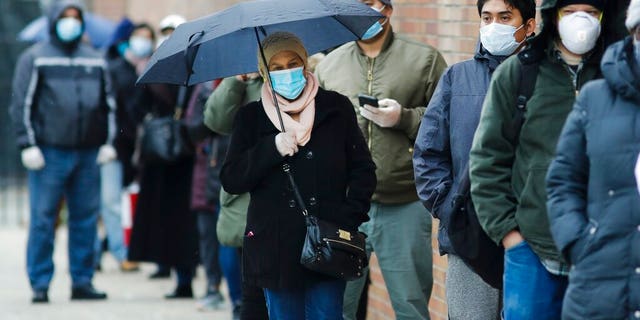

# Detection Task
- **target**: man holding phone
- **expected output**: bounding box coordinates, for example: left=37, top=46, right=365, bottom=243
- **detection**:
left=315, top=0, right=446, bottom=319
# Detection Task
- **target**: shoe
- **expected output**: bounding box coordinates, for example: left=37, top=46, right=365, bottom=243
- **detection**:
left=164, top=285, right=193, bottom=299
left=196, top=290, right=225, bottom=311
left=71, top=285, right=107, bottom=300
left=148, top=268, right=171, bottom=279
left=32, top=290, right=48, bottom=303
left=232, top=303, right=242, bottom=320
left=120, top=260, right=140, bottom=272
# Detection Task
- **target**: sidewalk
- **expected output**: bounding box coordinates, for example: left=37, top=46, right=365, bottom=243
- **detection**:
left=0, top=226, right=233, bottom=320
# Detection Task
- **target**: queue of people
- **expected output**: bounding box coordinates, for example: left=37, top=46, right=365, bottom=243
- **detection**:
left=9, top=0, right=640, bottom=319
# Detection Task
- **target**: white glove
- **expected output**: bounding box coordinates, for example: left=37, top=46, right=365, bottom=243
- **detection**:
left=97, top=144, right=117, bottom=164
left=21, top=146, right=45, bottom=170
left=275, top=132, right=298, bottom=157
left=359, top=98, right=402, bottom=128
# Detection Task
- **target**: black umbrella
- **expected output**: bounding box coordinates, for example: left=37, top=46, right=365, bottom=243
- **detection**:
left=137, top=0, right=382, bottom=86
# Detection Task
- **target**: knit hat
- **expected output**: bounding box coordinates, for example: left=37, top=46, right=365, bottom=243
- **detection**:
left=627, top=0, right=640, bottom=30
left=257, top=32, right=308, bottom=77
left=556, top=0, right=604, bottom=10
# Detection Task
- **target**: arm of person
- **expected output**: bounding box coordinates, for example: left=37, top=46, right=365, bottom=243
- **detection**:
left=546, top=90, right=590, bottom=263
left=9, top=50, right=37, bottom=148
left=204, top=76, right=251, bottom=135
left=394, top=50, right=448, bottom=140
left=469, top=60, right=521, bottom=247
left=330, top=95, right=377, bottom=230
left=220, top=103, right=284, bottom=194
left=413, top=68, right=453, bottom=219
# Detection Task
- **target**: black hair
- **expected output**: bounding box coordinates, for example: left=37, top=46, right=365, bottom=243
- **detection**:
left=476, top=0, right=537, bottom=22
left=132, top=23, right=156, bottom=42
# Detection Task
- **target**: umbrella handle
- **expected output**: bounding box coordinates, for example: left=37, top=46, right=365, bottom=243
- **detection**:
left=255, top=27, right=286, bottom=133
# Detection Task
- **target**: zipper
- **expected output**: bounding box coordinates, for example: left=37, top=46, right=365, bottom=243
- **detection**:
left=366, top=57, right=375, bottom=150
left=323, top=238, right=364, bottom=252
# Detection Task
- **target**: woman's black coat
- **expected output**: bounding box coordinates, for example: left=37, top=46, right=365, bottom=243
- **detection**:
left=221, top=87, right=376, bottom=289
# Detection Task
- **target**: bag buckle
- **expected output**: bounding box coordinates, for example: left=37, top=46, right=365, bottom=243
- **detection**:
left=338, top=229, right=351, bottom=240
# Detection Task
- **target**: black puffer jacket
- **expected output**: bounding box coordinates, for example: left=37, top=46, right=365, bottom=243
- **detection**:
left=546, top=37, right=640, bottom=319
left=9, top=0, right=116, bottom=149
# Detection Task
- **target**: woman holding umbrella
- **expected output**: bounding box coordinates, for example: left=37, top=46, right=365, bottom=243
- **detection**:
left=220, top=32, right=376, bottom=318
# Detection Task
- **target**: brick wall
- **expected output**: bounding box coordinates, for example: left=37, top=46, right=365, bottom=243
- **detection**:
left=91, top=1, right=543, bottom=319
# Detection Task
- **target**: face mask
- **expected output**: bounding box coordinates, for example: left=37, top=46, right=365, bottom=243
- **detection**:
left=558, top=11, right=601, bottom=55
left=480, top=23, right=524, bottom=56
left=129, top=36, right=153, bottom=58
left=56, top=17, right=82, bottom=43
left=362, top=6, right=387, bottom=40
left=269, top=67, right=307, bottom=100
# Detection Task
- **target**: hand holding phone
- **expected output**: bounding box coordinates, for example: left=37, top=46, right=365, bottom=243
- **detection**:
left=358, top=94, right=379, bottom=108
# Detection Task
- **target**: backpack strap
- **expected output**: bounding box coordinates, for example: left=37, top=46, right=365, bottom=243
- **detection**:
left=504, top=49, right=541, bottom=146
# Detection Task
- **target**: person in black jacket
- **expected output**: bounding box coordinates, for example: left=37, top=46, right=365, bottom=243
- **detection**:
left=546, top=2, right=640, bottom=318
left=220, top=32, right=376, bottom=318
left=8, top=0, right=116, bottom=303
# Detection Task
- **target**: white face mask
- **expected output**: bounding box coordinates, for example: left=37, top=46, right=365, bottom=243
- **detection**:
left=129, top=36, right=153, bottom=58
left=479, top=23, right=525, bottom=56
left=558, top=11, right=601, bottom=55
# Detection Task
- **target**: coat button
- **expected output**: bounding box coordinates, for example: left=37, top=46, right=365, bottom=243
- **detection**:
left=635, top=267, right=640, bottom=274
left=309, top=197, right=317, bottom=206
left=637, top=225, right=640, bottom=232
left=288, top=200, right=296, bottom=208
left=589, top=227, right=596, bottom=235
left=608, top=190, right=615, bottom=197
left=635, top=310, right=640, bottom=318
left=306, top=151, right=313, bottom=159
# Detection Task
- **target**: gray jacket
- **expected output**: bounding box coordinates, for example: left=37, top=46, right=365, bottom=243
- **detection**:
left=9, top=0, right=116, bottom=149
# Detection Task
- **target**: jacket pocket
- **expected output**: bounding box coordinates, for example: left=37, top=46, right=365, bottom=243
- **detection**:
left=242, top=226, right=277, bottom=278
left=569, top=219, right=598, bottom=265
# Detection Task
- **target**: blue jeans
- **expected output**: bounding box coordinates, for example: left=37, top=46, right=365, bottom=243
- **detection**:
left=264, top=278, right=346, bottom=320
left=27, top=147, right=100, bottom=290
left=220, top=245, right=242, bottom=304
left=94, top=160, right=127, bottom=263
left=503, top=241, right=568, bottom=320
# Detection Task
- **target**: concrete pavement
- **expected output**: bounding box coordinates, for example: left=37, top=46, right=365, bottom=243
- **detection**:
left=0, top=226, right=234, bottom=320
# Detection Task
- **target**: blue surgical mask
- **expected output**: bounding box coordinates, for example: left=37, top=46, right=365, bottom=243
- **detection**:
left=362, top=6, right=387, bottom=40
left=56, top=17, right=83, bottom=43
left=129, top=36, right=153, bottom=58
left=269, top=67, right=307, bottom=100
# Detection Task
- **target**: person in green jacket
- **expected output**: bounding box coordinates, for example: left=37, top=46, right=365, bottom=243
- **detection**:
left=468, top=0, right=617, bottom=318
left=315, top=0, right=446, bottom=319
left=203, top=73, right=265, bottom=320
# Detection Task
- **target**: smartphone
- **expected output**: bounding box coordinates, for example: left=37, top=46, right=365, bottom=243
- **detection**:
left=357, top=93, right=379, bottom=108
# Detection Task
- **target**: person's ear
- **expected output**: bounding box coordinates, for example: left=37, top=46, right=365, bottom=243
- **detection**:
left=524, top=18, right=536, bottom=37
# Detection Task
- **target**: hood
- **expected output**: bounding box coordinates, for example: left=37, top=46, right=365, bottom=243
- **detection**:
left=47, top=0, right=85, bottom=39
left=531, top=0, right=628, bottom=52
left=601, top=37, right=640, bottom=103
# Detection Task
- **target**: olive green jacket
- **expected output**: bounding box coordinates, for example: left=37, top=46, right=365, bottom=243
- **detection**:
left=315, top=31, right=447, bottom=204
left=469, top=41, right=601, bottom=262
left=203, top=76, right=262, bottom=247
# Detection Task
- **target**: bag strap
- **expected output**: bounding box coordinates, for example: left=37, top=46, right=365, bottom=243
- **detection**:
left=282, top=163, right=309, bottom=216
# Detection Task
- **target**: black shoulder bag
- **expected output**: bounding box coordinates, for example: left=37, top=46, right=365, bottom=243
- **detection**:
left=283, top=163, right=368, bottom=281
left=140, top=86, right=194, bottom=163
left=447, top=54, right=539, bottom=289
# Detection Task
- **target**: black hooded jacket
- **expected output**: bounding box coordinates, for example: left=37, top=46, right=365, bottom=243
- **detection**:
left=9, top=0, right=116, bottom=149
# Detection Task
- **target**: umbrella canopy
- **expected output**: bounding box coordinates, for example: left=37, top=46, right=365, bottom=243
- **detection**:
left=17, top=12, right=117, bottom=48
left=137, top=0, right=382, bottom=86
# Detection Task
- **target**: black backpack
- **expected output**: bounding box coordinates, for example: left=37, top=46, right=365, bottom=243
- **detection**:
left=446, top=49, right=541, bottom=289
